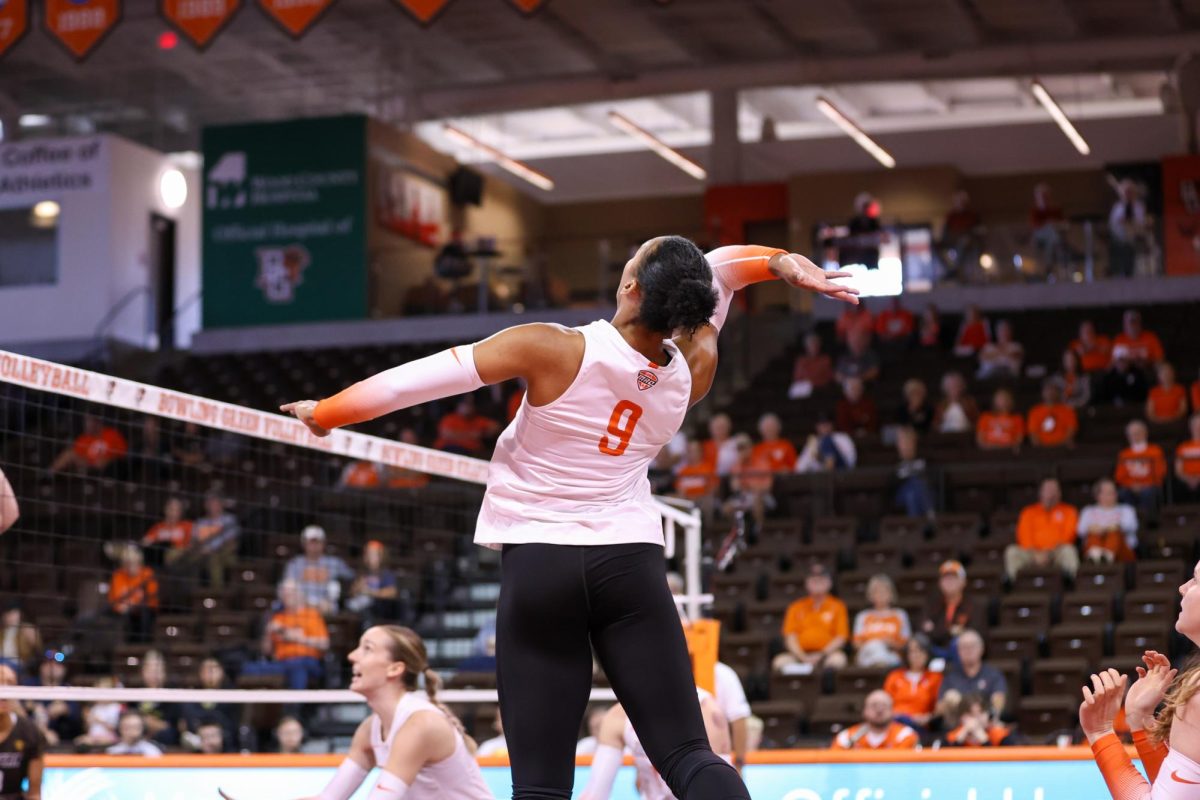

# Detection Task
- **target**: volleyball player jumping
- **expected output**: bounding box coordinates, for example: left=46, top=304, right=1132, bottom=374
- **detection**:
left=284, top=236, right=857, bottom=800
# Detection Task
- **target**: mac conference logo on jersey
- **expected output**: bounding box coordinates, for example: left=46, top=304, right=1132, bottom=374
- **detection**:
left=637, top=370, right=658, bottom=391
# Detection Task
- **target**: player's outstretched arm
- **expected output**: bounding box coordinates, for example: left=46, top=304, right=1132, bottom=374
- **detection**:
left=706, top=246, right=858, bottom=332
left=282, top=323, right=581, bottom=436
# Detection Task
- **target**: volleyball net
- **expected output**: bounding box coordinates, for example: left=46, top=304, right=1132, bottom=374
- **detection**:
left=0, top=348, right=703, bottom=753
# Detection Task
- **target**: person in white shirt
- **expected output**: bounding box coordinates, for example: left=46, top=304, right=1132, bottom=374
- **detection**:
left=105, top=711, right=164, bottom=757
left=795, top=415, right=857, bottom=473
left=1078, top=478, right=1139, bottom=563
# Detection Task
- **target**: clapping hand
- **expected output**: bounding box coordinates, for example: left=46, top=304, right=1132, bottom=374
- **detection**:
left=1080, top=668, right=1128, bottom=745
left=1126, top=650, right=1177, bottom=730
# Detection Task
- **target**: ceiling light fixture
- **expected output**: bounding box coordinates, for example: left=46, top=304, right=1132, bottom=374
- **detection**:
left=442, top=125, right=554, bottom=192
left=19, top=114, right=51, bottom=128
left=159, top=168, right=188, bottom=210
left=814, top=95, right=896, bottom=169
left=607, top=111, right=707, bottom=180
left=1031, top=80, right=1091, bottom=156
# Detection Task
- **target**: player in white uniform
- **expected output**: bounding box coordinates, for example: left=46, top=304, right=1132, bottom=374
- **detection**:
left=285, top=236, right=856, bottom=800
left=261, top=625, right=491, bottom=800
left=580, top=690, right=731, bottom=800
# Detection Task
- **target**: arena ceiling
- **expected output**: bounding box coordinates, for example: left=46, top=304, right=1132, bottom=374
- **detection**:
left=3, top=0, right=1199, bottom=199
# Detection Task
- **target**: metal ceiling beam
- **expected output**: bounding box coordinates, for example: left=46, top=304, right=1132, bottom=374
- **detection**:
left=748, top=1, right=809, bottom=56
left=640, top=4, right=723, bottom=66
left=532, top=8, right=635, bottom=81
left=1160, top=0, right=1186, bottom=31
left=945, top=0, right=989, bottom=47
left=414, top=31, right=1200, bottom=120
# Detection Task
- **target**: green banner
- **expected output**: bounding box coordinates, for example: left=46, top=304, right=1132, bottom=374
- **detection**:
left=202, top=115, right=367, bottom=328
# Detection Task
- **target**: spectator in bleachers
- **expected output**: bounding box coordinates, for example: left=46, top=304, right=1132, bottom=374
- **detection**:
left=1099, top=346, right=1150, bottom=407
left=893, top=427, right=934, bottom=519
left=195, top=718, right=228, bottom=754
left=282, top=525, right=355, bottom=615
left=135, top=650, right=181, bottom=748
left=274, top=715, right=306, bottom=754
left=75, top=676, right=121, bottom=749
left=1112, top=309, right=1164, bottom=370
left=976, top=388, right=1025, bottom=452
left=1071, top=320, right=1112, bottom=374
left=725, top=435, right=775, bottom=530
left=976, top=320, right=1024, bottom=380
left=920, top=560, right=985, bottom=658
left=1027, top=381, right=1078, bottom=449
left=108, top=543, right=158, bottom=643
left=939, top=190, right=983, bottom=281
left=796, top=413, right=857, bottom=474
left=952, top=305, right=990, bottom=358
left=773, top=562, right=849, bottom=673
left=703, top=413, right=740, bottom=477
left=477, top=711, right=507, bottom=757
left=836, top=301, right=874, bottom=344
left=575, top=706, right=609, bottom=756
left=884, top=634, right=942, bottom=731
left=789, top=332, right=834, bottom=399
left=1078, top=478, right=1138, bottom=564
left=752, top=413, right=797, bottom=474
left=26, top=654, right=83, bottom=746
left=836, top=377, right=879, bottom=439
left=1005, top=478, right=1079, bottom=581
left=852, top=575, right=910, bottom=668
left=675, top=440, right=719, bottom=502
left=0, top=465, right=19, bottom=535
left=942, top=693, right=1019, bottom=747
left=933, top=372, right=979, bottom=434
left=831, top=690, right=918, bottom=750
left=1114, top=419, right=1167, bottom=514
left=140, top=497, right=193, bottom=565
left=385, top=427, right=432, bottom=490
left=1175, top=413, right=1200, bottom=503
left=1029, top=182, right=1065, bottom=273
left=180, top=657, right=238, bottom=748
left=170, top=421, right=207, bottom=468
left=50, top=414, right=128, bottom=474
left=1109, top=180, right=1151, bottom=278
left=0, top=601, right=41, bottom=679
left=337, top=459, right=383, bottom=489
left=346, top=540, right=404, bottom=624
left=842, top=192, right=885, bottom=270
left=918, top=304, right=941, bottom=349
left=894, top=379, right=934, bottom=434
left=105, top=710, right=163, bottom=757
left=1147, top=362, right=1188, bottom=424
left=875, top=298, right=915, bottom=348
left=1051, top=349, right=1091, bottom=409
left=190, top=492, right=241, bottom=590
left=245, top=579, right=329, bottom=691
left=936, top=629, right=1007, bottom=721
left=835, top=329, right=881, bottom=384
left=434, top=395, right=499, bottom=456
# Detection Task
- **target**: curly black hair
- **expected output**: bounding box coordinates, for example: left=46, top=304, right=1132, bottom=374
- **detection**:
left=635, top=236, right=717, bottom=335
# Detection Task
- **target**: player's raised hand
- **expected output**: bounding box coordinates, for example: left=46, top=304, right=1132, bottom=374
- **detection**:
left=1126, top=651, right=1177, bottom=729
left=280, top=400, right=330, bottom=438
left=1080, top=668, right=1128, bottom=744
left=769, top=253, right=860, bottom=305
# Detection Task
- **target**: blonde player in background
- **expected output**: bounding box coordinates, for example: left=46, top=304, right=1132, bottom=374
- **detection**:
left=221, top=626, right=490, bottom=800
left=0, top=467, right=19, bottom=535
left=284, top=235, right=857, bottom=800
left=1079, top=558, right=1200, bottom=798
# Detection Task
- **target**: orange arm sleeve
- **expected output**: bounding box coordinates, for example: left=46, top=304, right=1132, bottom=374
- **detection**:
left=1132, top=729, right=1169, bottom=783
left=1091, top=733, right=1153, bottom=800
left=706, top=245, right=785, bottom=289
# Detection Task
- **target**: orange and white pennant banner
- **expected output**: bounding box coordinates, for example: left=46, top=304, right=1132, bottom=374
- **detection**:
left=393, top=0, right=453, bottom=25
left=257, top=0, right=335, bottom=38
left=44, top=0, right=121, bottom=60
left=507, top=0, right=546, bottom=13
left=160, top=0, right=243, bottom=49
left=0, top=0, right=29, bottom=59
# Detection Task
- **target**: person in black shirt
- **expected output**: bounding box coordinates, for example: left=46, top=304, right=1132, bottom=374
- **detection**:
left=0, top=665, right=44, bottom=800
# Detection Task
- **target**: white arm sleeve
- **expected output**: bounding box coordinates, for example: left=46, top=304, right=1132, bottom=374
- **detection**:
left=366, top=770, right=410, bottom=800
left=580, top=744, right=623, bottom=800
left=317, top=758, right=369, bottom=800
left=314, top=345, right=485, bottom=430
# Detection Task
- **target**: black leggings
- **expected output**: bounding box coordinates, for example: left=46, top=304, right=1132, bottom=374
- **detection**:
left=496, top=543, right=749, bottom=800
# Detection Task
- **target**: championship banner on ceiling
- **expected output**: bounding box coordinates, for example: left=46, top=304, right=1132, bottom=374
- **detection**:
left=257, top=0, right=334, bottom=38
left=1161, top=154, right=1200, bottom=275
left=160, top=0, right=242, bottom=49
left=507, top=0, right=545, bottom=12
left=0, top=0, right=29, bottom=59
left=392, top=0, right=452, bottom=25
left=44, top=0, right=121, bottom=60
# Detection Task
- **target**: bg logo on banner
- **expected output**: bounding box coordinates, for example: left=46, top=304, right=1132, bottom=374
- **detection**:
left=159, top=0, right=242, bottom=49
left=0, top=0, right=29, bottom=59
left=257, top=0, right=334, bottom=38
left=44, top=0, right=121, bottom=60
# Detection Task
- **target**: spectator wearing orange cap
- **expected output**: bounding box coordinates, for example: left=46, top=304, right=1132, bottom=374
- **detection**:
left=1115, top=419, right=1167, bottom=515
left=1027, top=381, right=1078, bottom=449
left=1175, top=413, right=1200, bottom=504
left=1146, top=362, right=1188, bottom=424
left=1005, top=478, right=1079, bottom=580
left=976, top=389, right=1024, bottom=452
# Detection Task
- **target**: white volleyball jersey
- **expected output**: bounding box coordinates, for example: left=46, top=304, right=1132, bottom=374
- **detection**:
left=475, top=319, right=691, bottom=548
left=369, top=692, right=491, bottom=800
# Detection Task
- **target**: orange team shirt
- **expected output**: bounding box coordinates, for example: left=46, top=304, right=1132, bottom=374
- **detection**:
left=837, top=309, right=874, bottom=341
left=108, top=567, right=159, bottom=613
left=1115, top=445, right=1168, bottom=490
left=270, top=608, right=329, bottom=661
left=875, top=308, right=915, bottom=340
left=435, top=413, right=492, bottom=452
left=956, top=320, right=990, bottom=351
left=751, top=440, right=798, bottom=473
left=833, top=721, right=918, bottom=750
left=883, top=669, right=942, bottom=717
left=142, top=520, right=193, bottom=548
left=977, top=412, right=1025, bottom=448
left=74, top=428, right=128, bottom=467
left=1148, top=385, right=1188, bottom=420
left=342, top=461, right=381, bottom=488
left=1113, top=331, right=1165, bottom=364
left=1027, top=404, right=1078, bottom=447
left=782, top=596, right=849, bottom=653
left=732, top=456, right=773, bottom=493
left=853, top=609, right=908, bottom=648
left=1178, top=440, right=1200, bottom=481
left=946, top=723, right=1014, bottom=747
left=675, top=463, right=718, bottom=499
left=1016, top=502, right=1079, bottom=551
left=1071, top=336, right=1112, bottom=372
